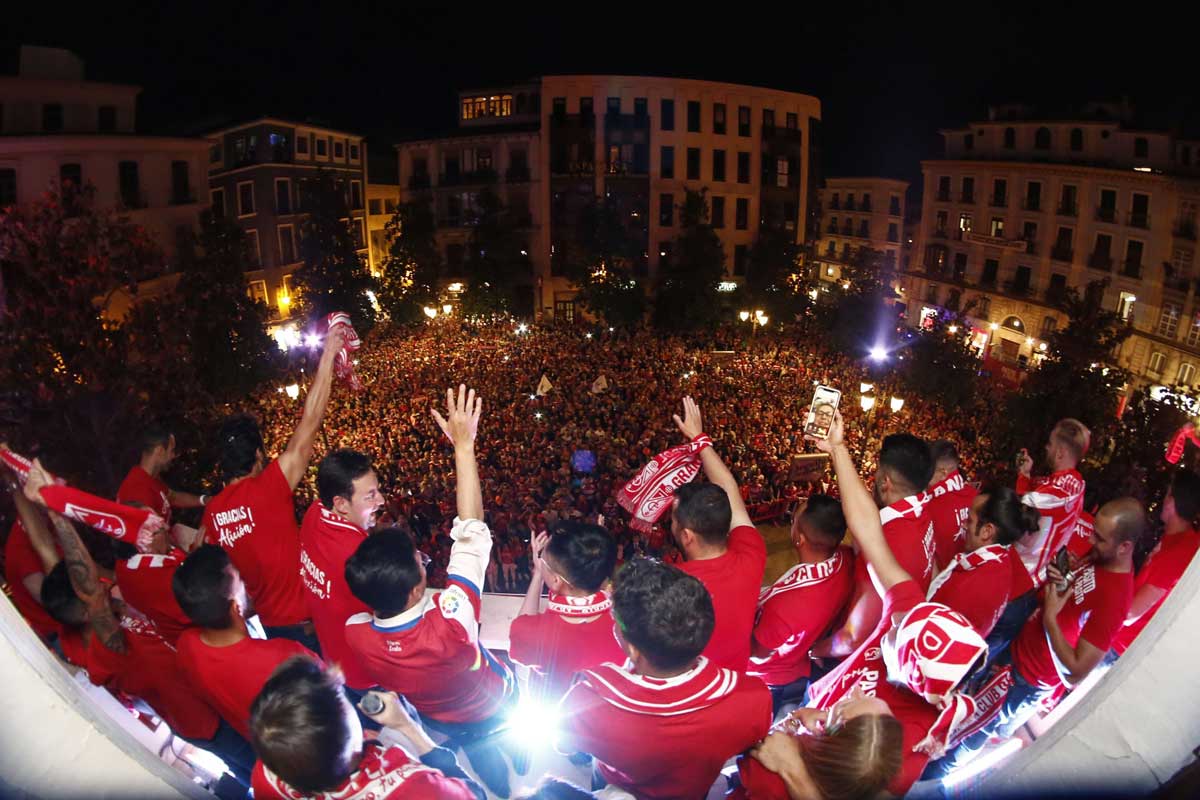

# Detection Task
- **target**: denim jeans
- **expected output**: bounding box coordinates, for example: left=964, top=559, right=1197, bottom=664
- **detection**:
left=181, top=718, right=257, bottom=791
left=423, top=708, right=525, bottom=799
left=768, top=677, right=811, bottom=718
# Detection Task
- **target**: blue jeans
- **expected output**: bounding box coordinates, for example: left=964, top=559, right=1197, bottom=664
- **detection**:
left=181, top=718, right=256, bottom=791
left=423, top=711, right=516, bottom=799
left=985, top=590, right=1036, bottom=666
left=262, top=621, right=322, bottom=655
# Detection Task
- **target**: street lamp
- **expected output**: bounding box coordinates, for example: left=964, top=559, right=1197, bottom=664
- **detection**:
left=890, top=396, right=905, bottom=413
left=442, top=304, right=453, bottom=315
left=860, top=395, right=876, bottom=412
left=860, top=382, right=874, bottom=394
left=739, top=310, right=751, bottom=322
left=423, top=306, right=438, bottom=319
left=285, top=383, right=300, bottom=400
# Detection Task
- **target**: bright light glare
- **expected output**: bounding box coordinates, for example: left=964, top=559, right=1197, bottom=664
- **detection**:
left=516, top=323, right=529, bottom=334
left=948, top=325, right=959, bottom=334
left=941, top=738, right=1023, bottom=789
left=860, top=382, right=873, bottom=394
left=585, top=333, right=593, bottom=339
left=860, top=395, right=876, bottom=412
left=285, top=383, right=300, bottom=400
left=423, top=306, right=438, bottom=319
left=505, top=698, right=560, bottom=750
left=534, top=412, right=543, bottom=420
left=305, top=333, right=321, bottom=348
left=869, top=347, right=888, bottom=361
left=890, top=396, right=904, bottom=412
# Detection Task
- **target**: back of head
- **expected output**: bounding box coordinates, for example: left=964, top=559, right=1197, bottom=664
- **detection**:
left=1051, top=418, right=1090, bottom=466
left=545, top=520, right=617, bottom=592
left=218, top=414, right=264, bottom=481
left=879, top=434, right=934, bottom=495
left=673, top=483, right=732, bottom=546
left=516, top=777, right=597, bottom=800
left=250, top=656, right=353, bottom=794
left=344, top=528, right=420, bottom=617
left=612, top=557, right=713, bottom=672
left=41, top=562, right=87, bottom=628
left=928, top=439, right=960, bottom=478
left=1170, top=470, right=1200, bottom=523
left=799, top=494, right=846, bottom=548
left=173, top=545, right=235, bottom=629
left=799, top=714, right=904, bottom=800
left=1100, top=497, right=1147, bottom=548
left=978, top=485, right=1041, bottom=547
left=317, top=449, right=373, bottom=509
left=137, top=422, right=173, bottom=458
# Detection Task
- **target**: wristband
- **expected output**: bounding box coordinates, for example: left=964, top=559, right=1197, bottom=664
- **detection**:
left=200, top=494, right=209, bottom=506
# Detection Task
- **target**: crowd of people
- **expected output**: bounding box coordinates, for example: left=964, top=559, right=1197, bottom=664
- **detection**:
left=2, top=317, right=1197, bottom=800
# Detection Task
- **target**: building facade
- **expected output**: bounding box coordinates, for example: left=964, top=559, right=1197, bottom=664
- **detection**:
left=205, top=118, right=368, bottom=322
left=901, top=102, right=1200, bottom=391
left=813, top=176, right=908, bottom=289
left=366, top=181, right=401, bottom=275
left=397, top=76, right=821, bottom=321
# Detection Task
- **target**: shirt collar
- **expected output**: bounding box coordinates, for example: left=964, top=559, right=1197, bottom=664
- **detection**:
left=371, top=595, right=431, bottom=632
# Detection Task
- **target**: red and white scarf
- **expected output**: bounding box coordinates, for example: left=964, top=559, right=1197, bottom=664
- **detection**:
left=945, top=666, right=1015, bottom=747
left=574, top=656, right=740, bottom=717
left=617, top=434, right=712, bottom=533
left=0, top=449, right=65, bottom=486
left=927, top=544, right=1010, bottom=600
left=325, top=311, right=362, bottom=391
left=1166, top=423, right=1200, bottom=464
left=879, top=493, right=928, bottom=526
left=757, top=549, right=846, bottom=606
left=927, top=470, right=966, bottom=499
left=547, top=590, right=612, bottom=617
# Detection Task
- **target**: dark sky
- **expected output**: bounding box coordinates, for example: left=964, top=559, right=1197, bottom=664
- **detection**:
left=8, top=3, right=1199, bottom=194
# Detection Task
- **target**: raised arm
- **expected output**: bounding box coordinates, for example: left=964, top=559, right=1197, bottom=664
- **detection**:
left=432, top=384, right=484, bottom=521
left=278, top=327, right=345, bottom=489
left=11, top=486, right=59, bottom=575
left=673, top=396, right=752, bottom=530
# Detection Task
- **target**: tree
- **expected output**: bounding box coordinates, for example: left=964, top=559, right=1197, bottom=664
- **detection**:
left=564, top=196, right=647, bottom=326
left=653, top=189, right=726, bottom=331
left=744, top=225, right=807, bottom=322
left=459, top=188, right=533, bottom=317
left=378, top=200, right=441, bottom=325
left=898, top=308, right=982, bottom=410
left=825, top=246, right=902, bottom=357
left=294, top=171, right=376, bottom=330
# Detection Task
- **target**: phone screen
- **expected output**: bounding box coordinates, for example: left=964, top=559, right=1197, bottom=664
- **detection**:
left=1054, top=546, right=1071, bottom=579
left=804, top=386, right=842, bottom=439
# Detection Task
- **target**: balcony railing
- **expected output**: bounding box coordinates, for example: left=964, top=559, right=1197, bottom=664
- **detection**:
left=829, top=199, right=841, bottom=210
left=1096, top=207, right=1117, bottom=223
left=1004, top=280, right=1033, bottom=296
left=1088, top=252, right=1113, bottom=271
left=841, top=223, right=854, bottom=235
left=1024, top=239, right=1038, bottom=255
left=932, top=228, right=948, bottom=238
left=1173, top=221, right=1197, bottom=240
left=1050, top=246, right=1074, bottom=263
left=1057, top=202, right=1078, bottom=217
left=861, top=201, right=872, bottom=212
left=844, top=200, right=857, bottom=211
left=1121, top=260, right=1143, bottom=279
left=1165, top=276, right=1191, bottom=293
left=960, top=193, right=975, bottom=203
left=826, top=223, right=838, bottom=234
left=1128, top=212, right=1151, bottom=229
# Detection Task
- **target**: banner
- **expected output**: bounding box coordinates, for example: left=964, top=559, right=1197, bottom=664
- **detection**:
left=536, top=374, right=553, bottom=396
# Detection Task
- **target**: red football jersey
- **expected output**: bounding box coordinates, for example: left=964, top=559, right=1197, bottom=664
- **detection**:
left=1012, top=469, right=1086, bottom=596
left=1111, top=530, right=1199, bottom=655
left=927, top=545, right=1013, bottom=637
left=507, top=600, right=626, bottom=699
left=203, top=460, right=307, bottom=627
left=679, top=524, right=767, bottom=672
left=1012, top=565, right=1133, bottom=690
left=86, top=615, right=219, bottom=739
left=252, top=741, right=477, bottom=800
left=558, top=657, right=772, bottom=800
left=854, top=498, right=936, bottom=594
left=925, top=471, right=978, bottom=571
left=175, top=628, right=316, bottom=740
left=115, top=552, right=191, bottom=645
left=749, top=547, right=854, bottom=686
left=299, top=502, right=373, bottom=689
left=117, top=465, right=172, bottom=523
left=4, top=521, right=61, bottom=640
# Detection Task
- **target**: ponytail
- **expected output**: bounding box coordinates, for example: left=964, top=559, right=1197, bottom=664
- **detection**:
left=978, top=485, right=1040, bottom=547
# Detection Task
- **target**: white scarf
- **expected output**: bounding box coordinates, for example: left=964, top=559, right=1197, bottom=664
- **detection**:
left=927, top=544, right=1010, bottom=600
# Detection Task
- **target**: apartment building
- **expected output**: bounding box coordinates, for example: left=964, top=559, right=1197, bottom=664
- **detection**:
left=813, top=176, right=908, bottom=289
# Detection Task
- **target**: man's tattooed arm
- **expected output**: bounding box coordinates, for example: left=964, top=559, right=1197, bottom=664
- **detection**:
left=46, top=512, right=126, bottom=655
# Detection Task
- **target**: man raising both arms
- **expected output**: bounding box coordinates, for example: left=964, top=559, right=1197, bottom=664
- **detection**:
left=202, top=328, right=344, bottom=650
left=670, top=396, right=767, bottom=672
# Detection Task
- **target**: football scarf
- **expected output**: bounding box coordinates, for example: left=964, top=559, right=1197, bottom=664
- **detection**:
left=547, top=590, right=612, bottom=617
left=326, top=311, right=363, bottom=391
left=617, top=434, right=712, bottom=533
left=574, top=656, right=740, bottom=717
left=757, top=549, right=847, bottom=606
left=927, top=544, right=1010, bottom=600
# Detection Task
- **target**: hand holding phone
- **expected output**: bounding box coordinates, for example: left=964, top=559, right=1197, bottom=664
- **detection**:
left=804, top=386, right=842, bottom=440
left=1052, top=546, right=1071, bottom=591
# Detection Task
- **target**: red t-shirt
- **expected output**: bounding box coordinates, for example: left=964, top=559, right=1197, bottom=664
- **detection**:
left=299, top=502, right=373, bottom=689
left=203, top=461, right=307, bottom=627
left=508, top=603, right=626, bottom=699
left=4, top=521, right=61, bottom=640
left=117, top=465, right=172, bottom=523
left=559, top=658, right=772, bottom=800
left=1012, top=565, right=1134, bottom=690
left=251, top=741, right=477, bottom=800
left=86, top=616, right=219, bottom=739
left=1068, top=510, right=1097, bottom=560
left=924, top=472, right=978, bottom=571
left=927, top=545, right=1014, bottom=637
left=679, top=524, right=767, bottom=672
left=175, top=628, right=315, bottom=740
left=749, top=547, right=854, bottom=686
left=1012, top=469, right=1085, bottom=597
left=1112, top=530, right=1200, bottom=655
left=854, top=500, right=936, bottom=594
left=115, top=552, right=191, bottom=645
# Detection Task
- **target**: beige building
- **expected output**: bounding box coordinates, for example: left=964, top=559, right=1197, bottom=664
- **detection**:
left=398, top=76, right=821, bottom=321
left=366, top=181, right=401, bottom=274
left=813, top=176, right=908, bottom=289
left=902, top=101, right=1200, bottom=390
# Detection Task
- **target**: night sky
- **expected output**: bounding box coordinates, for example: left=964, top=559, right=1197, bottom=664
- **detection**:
left=7, top=4, right=1198, bottom=195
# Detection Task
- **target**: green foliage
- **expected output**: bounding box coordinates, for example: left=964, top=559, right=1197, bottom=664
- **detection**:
left=826, top=247, right=901, bottom=357
left=653, top=189, right=726, bottom=331
left=1088, top=387, right=1193, bottom=509
left=459, top=189, right=533, bottom=317
left=899, top=309, right=982, bottom=410
left=378, top=201, right=442, bottom=324
left=564, top=196, right=647, bottom=326
left=744, top=225, right=808, bottom=322
left=294, top=171, right=377, bottom=330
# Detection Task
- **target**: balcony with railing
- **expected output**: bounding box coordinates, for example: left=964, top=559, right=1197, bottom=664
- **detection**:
left=408, top=173, right=431, bottom=190
left=605, top=160, right=647, bottom=177
left=841, top=221, right=854, bottom=235
left=861, top=199, right=872, bottom=212
left=1087, top=252, right=1113, bottom=271
left=844, top=199, right=857, bottom=211
left=1127, top=212, right=1151, bottom=230
left=1004, top=279, right=1033, bottom=297
left=1174, top=220, right=1197, bottom=240
left=551, top=161, right=596, bottom=177
left=1095, top=206, right=1117, bottom=223
left=935, top=190, right=951, bottom=202
left=1121, top=259, right=1143, bottom=279
left=829, top=198, right=841, bottom=210
left=826, top=221, right=838, bottom=234
left=960, top=192, right=975, bottom=204
left=931, top=228, right=948, bottom=239
left=1050, top=246, right=1074, bottom=263
left=1024, top=239, right=1038, bottom=255
left=1021, top=199, right=1041, bottom=212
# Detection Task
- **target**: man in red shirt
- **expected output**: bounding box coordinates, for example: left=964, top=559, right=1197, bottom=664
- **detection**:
left=117, top=423, right=207, bottom=540
left=509, top=520, right=623, bottom=701
left=669, top=396, right=767, bottom=672
left=924, top=440, right=978, bottom=570
left=1112, top=470, right=1200, bottom=655
left=947, top=496, right=1143, bottom=769
left=202, top=328, right=344, bottom=650
left=813, top=433, right=935, bottom=662
left=344, top=385, right=517, bottom=798
left=300, top=448, right=384, bottom=697
left=749, top=494, right=854, bottom=713
left=173, top=544, right=317, bottom=741
left=4, top=486, right=62, bottom=641
left=557, top=557, right=772, bottom=799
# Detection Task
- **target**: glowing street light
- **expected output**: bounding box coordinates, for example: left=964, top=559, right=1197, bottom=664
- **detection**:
left=442, top=304, right=453, bottom=315
left=890, top=396, right=905, bottom=413
left=1025, top=337, right=1034, bottom=345
left=516, top=323, right=529, bottom=334
left=1039, top=342, right=1048, bottom=352
left=423, top=306, right=438, bottom=319
left=860, top=382, right=874, bottom=394
left=989, top=322, right=999, bottom=330
left=860, top=395, right=876, bottom=412
left=869, top=346, right=888, bottom=362
left=305, top=333, right=321, bottom=348
left=948, top=324, right=959, bottom=334
left=585, top=332, right=593, bottom=339
left=739, top=310, right=751, bottom=322
left=285, top=383, right=300, bottom=400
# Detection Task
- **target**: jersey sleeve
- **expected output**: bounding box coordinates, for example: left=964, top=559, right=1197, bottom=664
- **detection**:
left=730, top=524, right=768, bottom=572
left=437, top=583, right=481, bottom=643
left=752, top=598, right=797, bottom=652
left=506, top=613, right=542, bottom=667
left=446, top=517, right=492, bottom=594
left=1078, top=585, right=1132, bottom=653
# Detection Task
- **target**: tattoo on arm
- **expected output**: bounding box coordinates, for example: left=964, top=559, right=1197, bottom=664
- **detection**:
left=48, top=513, right=127, bottom=654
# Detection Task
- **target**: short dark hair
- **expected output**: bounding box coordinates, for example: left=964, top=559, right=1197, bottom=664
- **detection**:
left=137, top=423, right=173, bottom=457
left=1170, top=470, right=1200, bottom=522
left=40, top=562, right=87, bottom=628
left=544, top=521, right=617, bottom=592
left=977, top=485, right=1041, bottom=547
left=673, top=483, right=732, bottom=546
left=799, top=494, right=846, bottom=546
left=928, top=440, right=959, bottom=469
left=173, top=545, right=235, bottom=629
left=612, top=558, right=713, bottom=672
left=317, top=449, right=374, bottom=509
left=879, top=434, right=934, bottom=494
left=345, top=528, right=421, bottom=617
left=250, top=656, right=354, bottom=794
left=218, top=414, right=264, bottom=481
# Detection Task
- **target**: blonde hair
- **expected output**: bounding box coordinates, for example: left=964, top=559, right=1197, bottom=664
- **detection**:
left=1052, top=418, right=1091, bottom=463
left=797, top=714, right=904, bottom=800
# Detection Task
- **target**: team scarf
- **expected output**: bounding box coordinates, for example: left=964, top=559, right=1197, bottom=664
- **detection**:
left=927, top=470, right=967, bottom=499
left=326, top=311, right=363, bottom=391
left=2, top=447, right=162, bottom=551
left=617, top=434, right=712, bottom=533
left=574, top=656, right=740, bottom=717
left=944, top=666, right=1016, bottom=747
left=1166, top=423, right=1200, bottom=464
left=879, top=493, right=928, bottom=526
left=926, top=544, right=1011, bottom=601
left=547, top=590, right=612, bottom=617
left=757, top=549, right=847, bottom=606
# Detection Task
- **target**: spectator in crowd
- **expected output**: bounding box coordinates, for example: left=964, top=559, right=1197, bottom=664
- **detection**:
left=117, top=422, right=207, bottom=535
left=924, top=439, right=979, bottom=570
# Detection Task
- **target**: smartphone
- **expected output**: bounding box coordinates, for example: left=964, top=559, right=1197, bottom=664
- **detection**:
left=1053, top=546, right=1071, bottom=590
left=1015, top=448, right=1029, bottom=469
left=804, top=386, right=842, bottom=439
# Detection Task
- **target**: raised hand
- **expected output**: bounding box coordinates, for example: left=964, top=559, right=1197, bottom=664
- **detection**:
left=23, top=458, right=53, bottom=507
left=431, top=384, right=482, bottom=447
left=322, top=326, right=347, bottom=360
left=672, top=396, right=704, bottom=440
left=804, top=409, right=845, bottom=453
